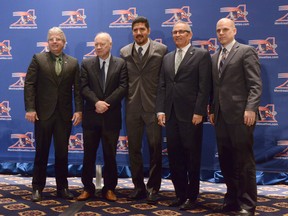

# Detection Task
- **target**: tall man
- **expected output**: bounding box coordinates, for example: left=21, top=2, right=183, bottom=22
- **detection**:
left=120, top=16, right=167, bottom=204
left=76, top=32, right=127, bottom=202
left=209, top=18, right=262, bottom=216
left=156, top=21, right=211, bottom=211
left=24, top=27, right=82, bottom=202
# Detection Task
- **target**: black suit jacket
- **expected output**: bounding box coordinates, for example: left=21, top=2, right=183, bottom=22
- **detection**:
left=80, top=56, right=128, bottom=130
left=210, top=42, right=262, bottom=124
left=24, top=52, right=82, bottom=121
left=156, top=46, right=212, bottom=122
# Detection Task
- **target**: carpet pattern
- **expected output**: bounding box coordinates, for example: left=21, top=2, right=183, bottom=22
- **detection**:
left=0, top=174, right=287, bottom=215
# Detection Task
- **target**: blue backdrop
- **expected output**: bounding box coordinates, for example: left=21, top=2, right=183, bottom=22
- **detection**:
left=1, top=0, right=288, bottom=182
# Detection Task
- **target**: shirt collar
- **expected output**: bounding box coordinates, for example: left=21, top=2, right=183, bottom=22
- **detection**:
left=99, top=53, right=111, bottom=65
left=135, top=39, right=150, bottom=54
left=222, top=39, right=236, bottom=53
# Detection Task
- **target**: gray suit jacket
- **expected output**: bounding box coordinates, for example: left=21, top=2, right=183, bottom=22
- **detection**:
left=210, top=41, right=262, bottom=124
left=120, top=39, right=167, bottom=113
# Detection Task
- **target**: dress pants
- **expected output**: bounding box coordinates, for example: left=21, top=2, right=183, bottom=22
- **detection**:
left=166, top=109, right=202, bottom=201
left=126, top=111, right=162, bottom=193
left=32, top=111, right=72, bottom=191
left=215, top=110, right=257, bottom=211
left=81, top=126, right=119, bottom=194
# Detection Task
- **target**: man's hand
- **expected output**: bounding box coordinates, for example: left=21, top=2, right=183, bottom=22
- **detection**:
left=72, top=112, right=82, bottom=126
left=157, top=114, right=166, bottom=127
left=95, top=101, right=110, bottom=114
left=209, top=114, right=215, bottom=126
left=192, top=114, right=203, bottom=125
left=25, top=111, right=39, bottom=123
left=244, top=110, right=256, bottom=126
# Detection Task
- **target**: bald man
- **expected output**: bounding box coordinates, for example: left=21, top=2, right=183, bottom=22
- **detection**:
left=209, top=18, right=262, bottom=216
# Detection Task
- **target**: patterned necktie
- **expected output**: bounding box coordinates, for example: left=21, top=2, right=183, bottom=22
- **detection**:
left=219, top=48, right=227, bottom=78
left=55, top=57, right=62, bottom=76
left=175, top=49, right=182, bottom=73
left=101, top=61, right=106, bottom=91
left=138, top=47, right=143, bottom=60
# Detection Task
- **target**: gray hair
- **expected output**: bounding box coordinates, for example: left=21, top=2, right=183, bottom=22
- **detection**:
left=47, top=27, right=67, bottom=44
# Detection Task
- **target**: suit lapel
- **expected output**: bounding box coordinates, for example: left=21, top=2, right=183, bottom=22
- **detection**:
left=220, top=42, right=239, bottom=75
left=105, top=56, right=115, bottom=89
left=175, top=46, right=195, bottom=77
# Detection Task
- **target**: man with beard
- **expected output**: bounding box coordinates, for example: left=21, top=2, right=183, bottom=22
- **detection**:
left=120, top=16, right=167, bottom=204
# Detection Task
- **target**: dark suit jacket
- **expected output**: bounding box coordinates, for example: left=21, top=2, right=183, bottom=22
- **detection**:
left=80, top=56, right=128, bottom=130
left=156, top=46, right=212, bottom=122
left=24, top=52, right=82, bottom=121
left=210, top=42, right=262, bottom=124
left=120, top=39, right=167, bottom=113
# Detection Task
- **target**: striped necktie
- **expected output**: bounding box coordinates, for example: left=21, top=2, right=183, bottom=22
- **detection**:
left=175, top=49, right=183, bottom=73
left=219, top=48, right=227, bottom=78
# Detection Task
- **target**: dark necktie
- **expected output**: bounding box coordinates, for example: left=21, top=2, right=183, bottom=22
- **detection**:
left=219, top=48, right=227, bottom=78
left=138, top=47, right=143, bottom=60
left=55, top=56, right=62, bottom=76
left=101, top=61, right=106, bottom=91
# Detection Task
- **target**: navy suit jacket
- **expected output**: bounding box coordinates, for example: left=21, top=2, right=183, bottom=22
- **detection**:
left=156, top=46, right=212, bottom=122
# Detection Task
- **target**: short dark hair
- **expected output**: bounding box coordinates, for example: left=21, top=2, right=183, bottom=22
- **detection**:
left=132, top=16, right=150, bottom=29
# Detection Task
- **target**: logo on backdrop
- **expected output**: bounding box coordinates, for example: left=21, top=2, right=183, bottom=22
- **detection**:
left=10, top=9, right=37, bottom=29
left=83, top=42, right=96, bottom=59
left=162, top=137, right=168, bottom=156
left=192, top=38, right=219, bottom=55
left=162, top=6, right=192, bottom=27
left=68, top=133, right=84, bottom=152
left=37, top=42, right=49, bottom=53
left=9, top=73, right=26, bottom=90
left=0, top=40, right=12, bottom=60
left=109, top=7, right=138, bottom=28
left=0, top=101, right=11, bottom=120
left=248, top=37, right=278, bottom=59
left=8, top=132, right=35, bottom=152
left=274, top=73, right=288, bottom=92
left=274, top=140, right=288, bottom=159
left=275, top=5, right=288, bottom=25
left=257, top=104, right=278, bottom=126
left=117, top=136, right=128, bottom=154
left=59, top=9, right=87, bottom=29
left=220, top=4, right=249, bottom=26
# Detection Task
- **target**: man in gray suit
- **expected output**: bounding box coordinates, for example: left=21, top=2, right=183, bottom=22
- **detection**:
left=24, top=27, right=83, bottom=202
left=156, top=21, right=211, bottom=211
left=209, top=18, right=262, bottom=216
left=120, top=16, right=167, bottom=204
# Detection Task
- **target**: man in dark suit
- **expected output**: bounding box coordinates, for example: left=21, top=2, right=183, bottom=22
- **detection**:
left=120, top=16, right=167, bottom=204
left=76, top=32, right=127, bottom=202
left=209, top=18, right=262, bottom=216
left=156, top=21, right=212, bottom=210
left=24, top=27, right=83, bottom=202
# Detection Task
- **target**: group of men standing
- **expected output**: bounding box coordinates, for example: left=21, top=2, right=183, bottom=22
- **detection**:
left=24, top=16, right=262, bottom=216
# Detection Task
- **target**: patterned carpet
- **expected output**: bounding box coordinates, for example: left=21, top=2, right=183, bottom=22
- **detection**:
left=0, top=174, right=287, bottom=215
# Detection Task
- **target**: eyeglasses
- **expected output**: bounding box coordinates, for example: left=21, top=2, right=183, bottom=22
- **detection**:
left=172, top=30, right=190, bottom=35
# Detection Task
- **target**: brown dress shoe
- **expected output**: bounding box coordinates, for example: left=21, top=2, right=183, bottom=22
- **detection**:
left=104, top=190, right=117, bottom=201
left=76, top=191, right=92, bottom=201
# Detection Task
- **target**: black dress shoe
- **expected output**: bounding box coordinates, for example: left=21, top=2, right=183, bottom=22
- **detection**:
left=146, top=192, right=159, bottom=204
left=179, top=199, right=197, bottom=211
left=213, top=204, right=240, bottom=213
left=32, top=189, right=42, bottom=202
left=57, top=188, right=74, bottom=200
left=235, top=209, right=255, bottom=216
left=169, top=198, right=185, bottom=207
left=127, top=189, right=146, bottom=200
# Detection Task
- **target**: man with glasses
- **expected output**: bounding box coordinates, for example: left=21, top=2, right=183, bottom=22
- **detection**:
left=24, top=27, right=82, bottom=202
left=156, top=21, right=211, bottom=210
left=120, top=16, right=167, bottom=204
